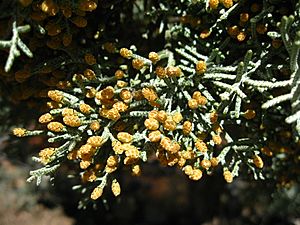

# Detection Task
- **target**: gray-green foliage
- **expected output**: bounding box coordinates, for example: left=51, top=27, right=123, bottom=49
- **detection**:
left=0, top=0, right=300, bottom=211
left=0, top=21, right=32, bottom=72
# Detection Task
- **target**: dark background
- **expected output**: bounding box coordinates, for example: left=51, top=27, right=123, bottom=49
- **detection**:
left=0, top=135, right=299, bottom=225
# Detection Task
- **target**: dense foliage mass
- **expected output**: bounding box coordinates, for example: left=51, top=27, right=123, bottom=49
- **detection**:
left=0, top=0, right=300, bottom=210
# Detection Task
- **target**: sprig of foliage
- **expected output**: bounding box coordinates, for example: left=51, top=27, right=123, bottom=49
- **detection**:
left=0, top=0, right=299, bottom=208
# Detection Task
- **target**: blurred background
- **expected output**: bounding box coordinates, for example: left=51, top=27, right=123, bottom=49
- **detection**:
left=0, top=128, right=299, bottom=225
